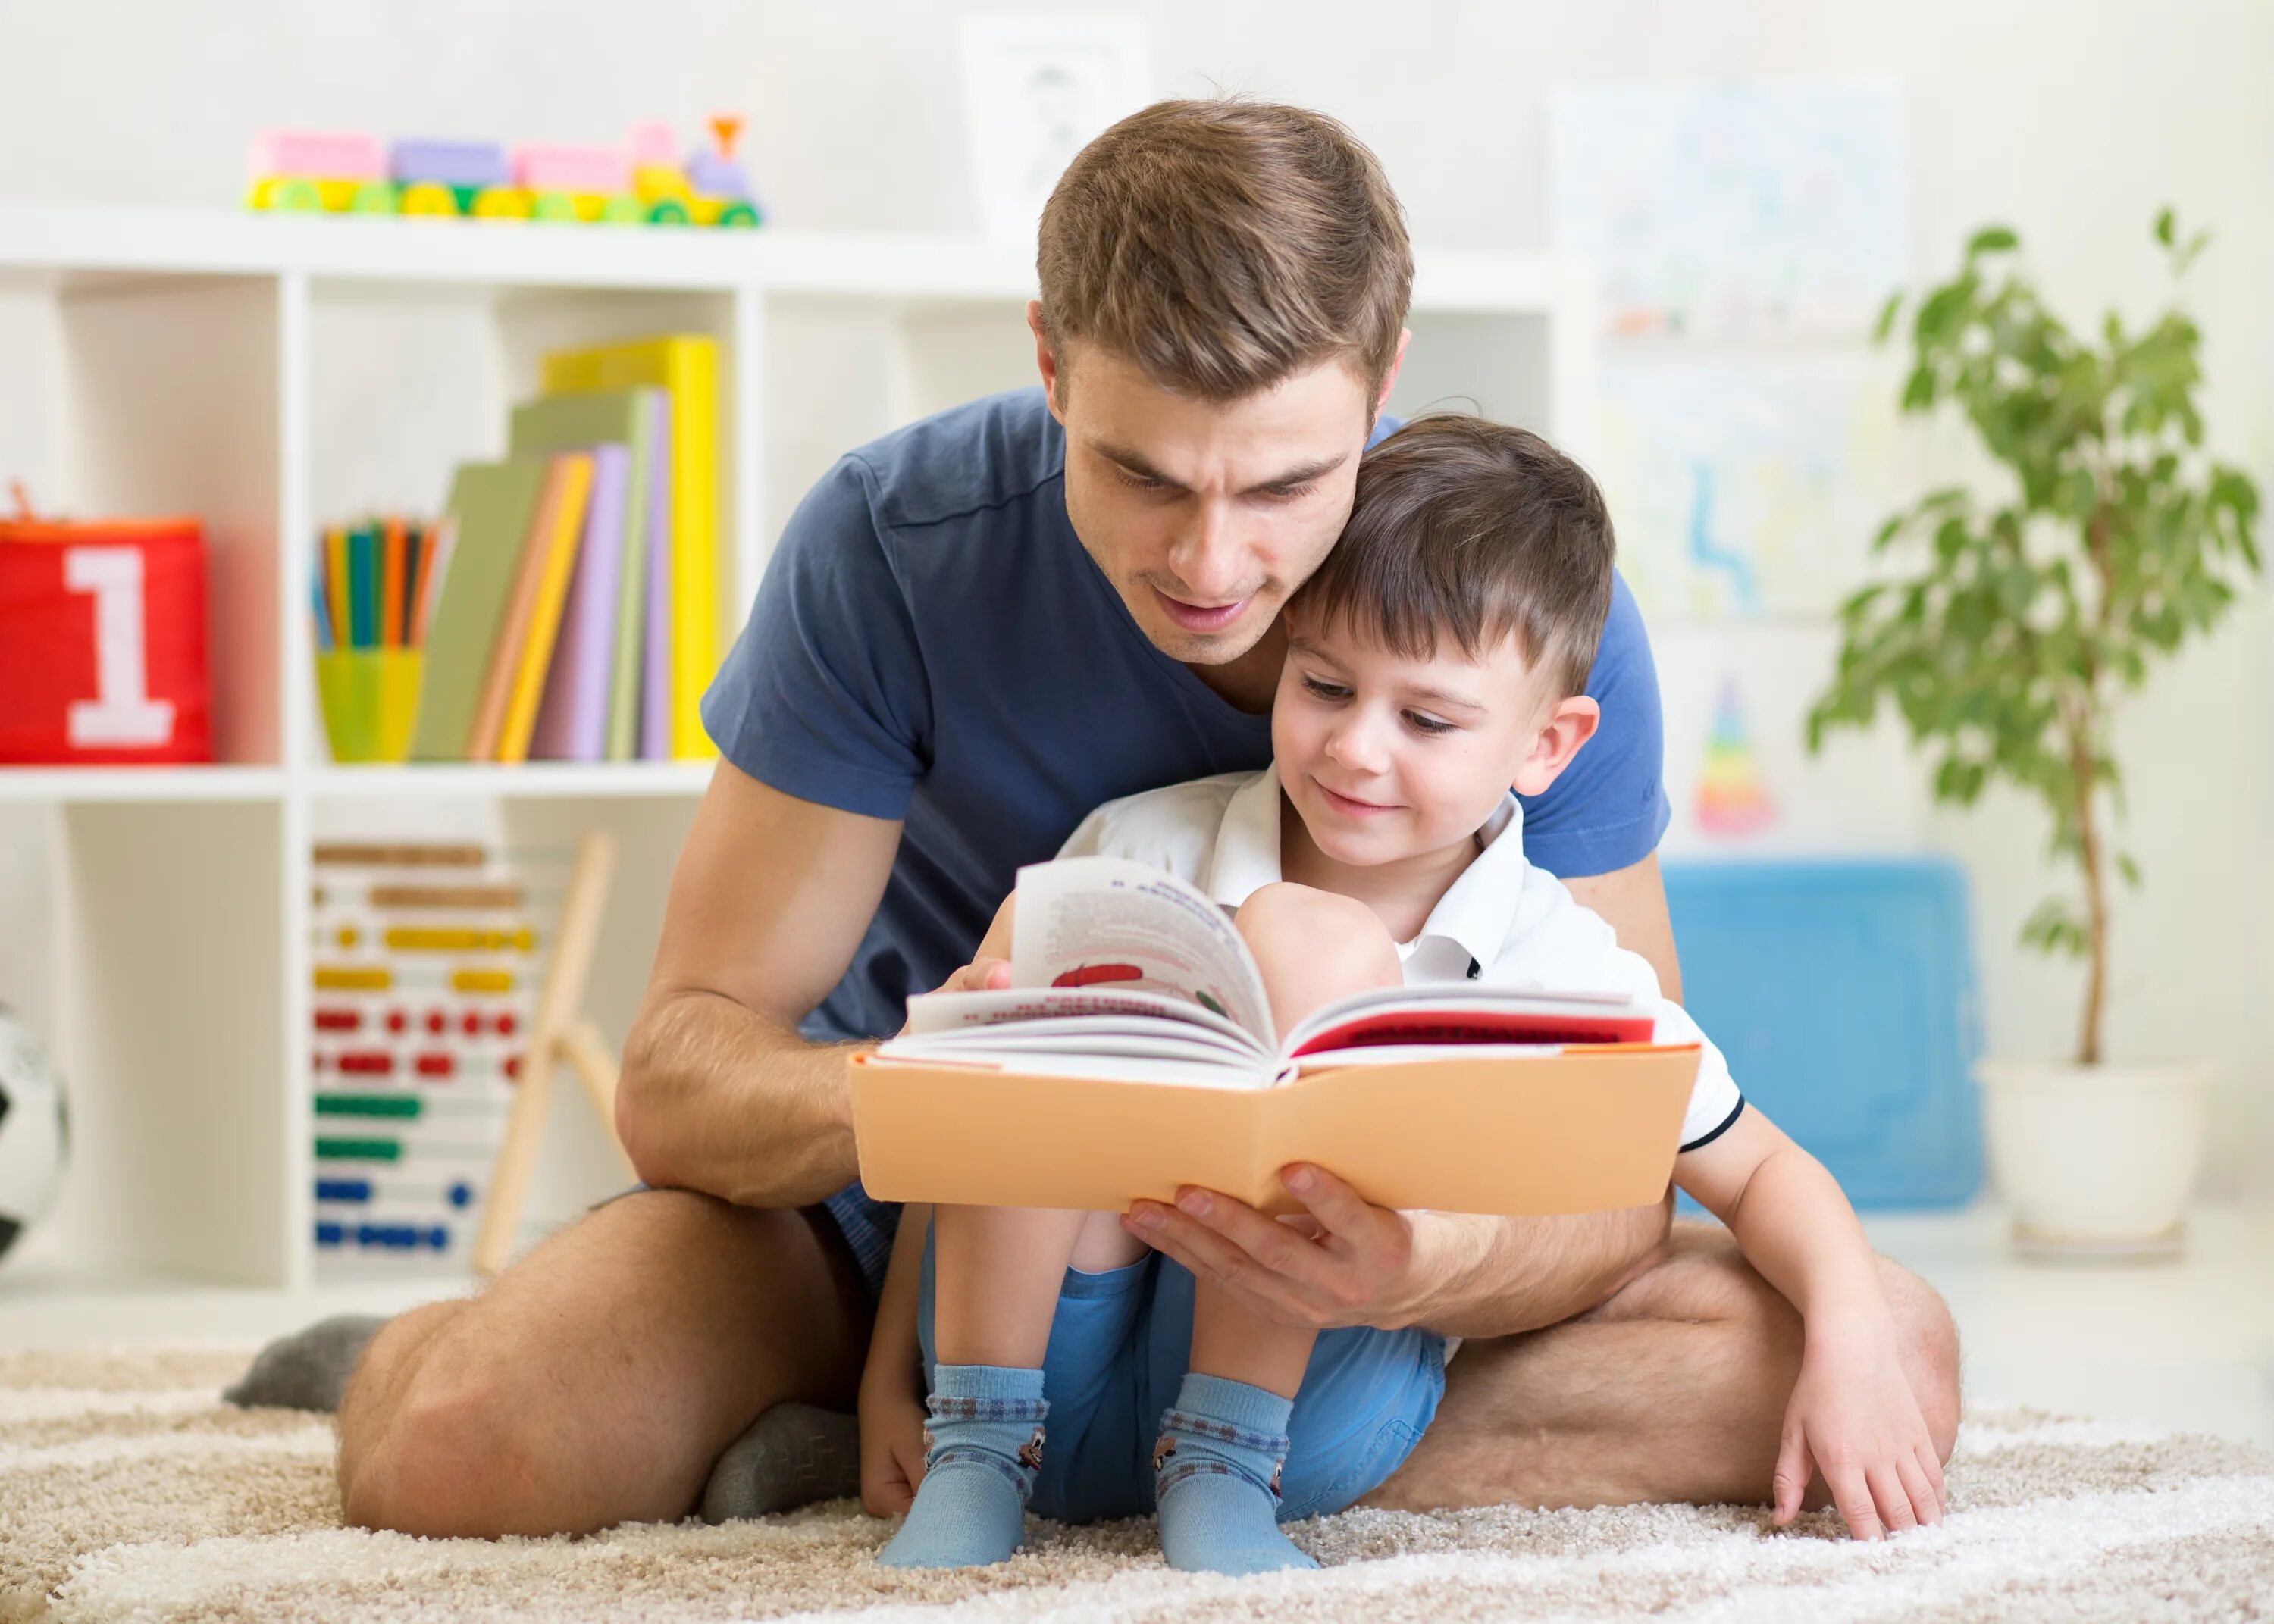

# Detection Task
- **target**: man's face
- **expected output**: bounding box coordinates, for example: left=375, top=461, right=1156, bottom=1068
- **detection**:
left=1037, top=325, right=1385, bottom=667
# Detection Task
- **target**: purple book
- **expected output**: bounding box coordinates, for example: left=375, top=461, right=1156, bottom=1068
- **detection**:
left=529, top=444, right=628, bottom=761
left=641, top=393, right=674, bottom=761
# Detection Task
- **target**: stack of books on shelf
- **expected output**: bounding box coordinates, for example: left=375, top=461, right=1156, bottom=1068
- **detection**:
left=396, top=333, right=720, bottom=765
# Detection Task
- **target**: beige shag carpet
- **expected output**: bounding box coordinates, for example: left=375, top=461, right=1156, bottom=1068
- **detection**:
left=5, top=1347, right=2272, bottom=1624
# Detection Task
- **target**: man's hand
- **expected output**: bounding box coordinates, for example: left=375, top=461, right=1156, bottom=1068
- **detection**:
left=1773, top=1317, right=1946, bottom=1540
left=1122, top=1162, right=1420, bottom=1330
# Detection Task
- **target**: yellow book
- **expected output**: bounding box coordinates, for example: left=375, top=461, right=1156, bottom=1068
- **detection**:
left=540, top=334, right=718, bottom=761
left=496, top=453, right=594, bottom=764
left=323, top=526, right=351, bottom=650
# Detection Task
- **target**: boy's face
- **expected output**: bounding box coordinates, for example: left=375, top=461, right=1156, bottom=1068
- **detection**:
left=1272, top=610, right=1600, bottom=869
left=1032, top=308, right=1405, bottom=668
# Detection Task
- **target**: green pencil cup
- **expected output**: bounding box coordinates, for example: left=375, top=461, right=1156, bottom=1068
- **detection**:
left=317, top=649, right=424, bottom=763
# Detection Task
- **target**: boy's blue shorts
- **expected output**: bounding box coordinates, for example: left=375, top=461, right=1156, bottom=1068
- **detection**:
left=915, top=1225, right=1445, bottom=1525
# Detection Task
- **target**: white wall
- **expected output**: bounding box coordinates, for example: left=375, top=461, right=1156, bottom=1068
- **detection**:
left=0, top=0, right=2268, bottom=1195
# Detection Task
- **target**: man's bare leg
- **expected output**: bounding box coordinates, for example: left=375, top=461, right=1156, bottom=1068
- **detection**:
left=337, top=1187, right=868, bottom=1538
left=1361, top=1221, right=1961, bottom=1513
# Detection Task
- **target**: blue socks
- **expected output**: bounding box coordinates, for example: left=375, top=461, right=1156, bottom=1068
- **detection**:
left=877, top=1364, right=1047, bottom=1569
left=1154, top=1372, right=1319, bottom=1575
left=878, top=1366, right=1318, bottom=1575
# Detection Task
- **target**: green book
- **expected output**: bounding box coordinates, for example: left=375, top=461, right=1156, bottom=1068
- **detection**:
left=409, top=457, right=550, bottom=761
left=348, top=525, right=378, bottom=648
left=508, top=388, right=660, bottom=762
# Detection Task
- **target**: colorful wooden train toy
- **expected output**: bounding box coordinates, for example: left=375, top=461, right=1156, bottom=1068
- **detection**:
left=248, top=118, right=763, bottom=227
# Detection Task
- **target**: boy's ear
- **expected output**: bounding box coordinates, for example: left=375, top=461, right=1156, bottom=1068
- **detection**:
left=1512, top=695, right=1600, bottom=798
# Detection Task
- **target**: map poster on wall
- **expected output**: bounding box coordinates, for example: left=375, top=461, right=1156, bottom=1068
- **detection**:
left=1593, top=351, right=1906, bottom=622
left=1549, top=80, right=1907, bottom=340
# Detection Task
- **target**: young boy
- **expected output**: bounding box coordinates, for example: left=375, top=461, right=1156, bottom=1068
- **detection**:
left=860, top=416, right=1945, bottom=1574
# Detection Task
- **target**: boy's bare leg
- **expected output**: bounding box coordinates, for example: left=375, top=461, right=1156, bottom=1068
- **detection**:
left=928, top=1204, right=1094, bottom=1365
left=884, top=1203, right=1128, bottom=1567
left=1362, top=1222, right=1963, bottom=1513
left=1141, top=884, right=1398, bottom=1574
left=1189, top=1279, right=1316, bottom=1399
left=336, top=1187, right=867, bottom=1538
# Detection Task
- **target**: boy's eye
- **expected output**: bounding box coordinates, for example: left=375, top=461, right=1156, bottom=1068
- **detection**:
left=1405, top=712, right=1458, bottom=736
left=1299, top=674, right=1350, bottom=702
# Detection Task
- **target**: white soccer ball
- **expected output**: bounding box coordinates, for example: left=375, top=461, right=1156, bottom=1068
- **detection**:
left=0, top=1003, right=68, bottom=1265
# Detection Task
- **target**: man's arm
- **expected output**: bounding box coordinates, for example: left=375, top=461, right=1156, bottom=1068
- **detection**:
left=1563, top=851, right=1682, bottom=1003
left=1126, top=1168, right=1671, bottom=1343
left=1398, top=1200, right=1674, bottom=1340
left=615, top=759, right=902, bottom=1208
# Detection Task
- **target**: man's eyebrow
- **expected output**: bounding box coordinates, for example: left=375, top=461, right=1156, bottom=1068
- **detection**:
left=1090, top=440, right=1182, bottom=486
left=1087, top=440, right=1348, bottom=494
left=1237, top=452, right=1348, bottom=494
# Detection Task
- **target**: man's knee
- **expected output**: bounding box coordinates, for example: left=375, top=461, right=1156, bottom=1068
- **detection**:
left=1880, top=1257, right=1962, bottom=1465
left=337, top=1193, right=860, bottom=1538
left=340, top=1361, right=544, bottom=1537
left=336, top=1300, right=542, bottom=1538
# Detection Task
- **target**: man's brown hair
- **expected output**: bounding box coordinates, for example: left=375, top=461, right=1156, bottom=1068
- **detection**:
left=1290, top=415, right=1618, bottom=699
left=1036, top=99, right=1413, bottom=402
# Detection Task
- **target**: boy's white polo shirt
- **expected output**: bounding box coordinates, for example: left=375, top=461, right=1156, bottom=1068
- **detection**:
left=1059, top=765, right=1745, bottom=1153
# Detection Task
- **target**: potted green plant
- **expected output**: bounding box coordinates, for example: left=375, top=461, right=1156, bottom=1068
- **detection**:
left=1808, top=211, right=2263, bottom=1255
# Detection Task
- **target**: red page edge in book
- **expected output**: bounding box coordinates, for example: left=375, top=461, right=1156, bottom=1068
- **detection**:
left=1288, top=1007, right=1662, bottom=1057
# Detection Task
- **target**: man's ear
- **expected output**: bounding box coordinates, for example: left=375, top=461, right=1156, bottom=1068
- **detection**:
left=1373, top=327, right=1413, bottom=418
left=1512, top=694, right=1600, bottom=798
left=1029, top=300, right=1067, bottom=420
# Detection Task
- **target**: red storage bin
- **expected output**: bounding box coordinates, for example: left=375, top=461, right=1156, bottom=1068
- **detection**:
left=0, top=517, right=213, bottom=764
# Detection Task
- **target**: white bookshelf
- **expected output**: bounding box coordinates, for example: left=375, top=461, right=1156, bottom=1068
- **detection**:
left=0, top=206, right=1595, bottom=1302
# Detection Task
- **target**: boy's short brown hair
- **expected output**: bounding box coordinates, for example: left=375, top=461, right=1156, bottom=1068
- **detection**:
left=1290, top=416, right=1617, bottom=699
left=1037, top=99, right=1412, bottom=402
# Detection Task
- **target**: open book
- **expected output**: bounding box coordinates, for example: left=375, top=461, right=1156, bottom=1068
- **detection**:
left=884, top=857, right=1659, bottom=1087
left=852, top=858, right=1702, bottom=1215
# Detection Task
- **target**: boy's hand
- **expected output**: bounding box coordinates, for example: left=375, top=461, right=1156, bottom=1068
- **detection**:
left=901, top=894, right=1016, bottom=1034
left=858, top=1384, right=930, bottom=1518
left=1774, top=1318, right=1945, bottom=1540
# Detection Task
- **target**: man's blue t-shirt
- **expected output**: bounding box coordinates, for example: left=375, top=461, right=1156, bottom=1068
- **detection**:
left=700, top=388, right=1670, bottom=1284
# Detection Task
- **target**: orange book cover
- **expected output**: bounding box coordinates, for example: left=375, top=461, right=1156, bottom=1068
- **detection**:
left=847, top=856, right=1700, bottom=1216
left=850, top=1044, right=1699, bottom=1216
left=466, top=458, right=578, bottom=761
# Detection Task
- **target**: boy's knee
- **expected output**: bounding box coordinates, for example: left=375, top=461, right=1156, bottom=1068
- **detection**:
left=1236, top=883, right=1396, bottom=974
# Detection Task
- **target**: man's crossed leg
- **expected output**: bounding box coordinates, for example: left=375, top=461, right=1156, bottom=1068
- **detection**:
left=334, top=1187, right=1958, bottom=1538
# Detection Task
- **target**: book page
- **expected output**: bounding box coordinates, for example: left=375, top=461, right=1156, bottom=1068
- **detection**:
left=1281, top=983, right=1654, bottom=1060
left=899, top=987, right=1259, bottom=1053
left=1009, top=856, right=1276, bottom=1041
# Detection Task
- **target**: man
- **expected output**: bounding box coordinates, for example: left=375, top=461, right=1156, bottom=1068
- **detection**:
left=330, top=99, right=1958, bottom=1541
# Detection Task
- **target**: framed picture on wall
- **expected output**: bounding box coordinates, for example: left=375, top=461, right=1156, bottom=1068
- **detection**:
left=960, top=14, right=1151, bottom=246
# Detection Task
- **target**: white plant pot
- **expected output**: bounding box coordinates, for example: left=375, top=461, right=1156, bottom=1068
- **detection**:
left=1978, top=1058, right=2211, bottom=1257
